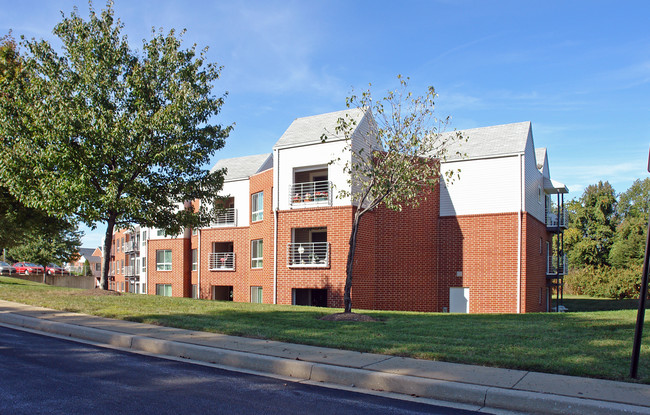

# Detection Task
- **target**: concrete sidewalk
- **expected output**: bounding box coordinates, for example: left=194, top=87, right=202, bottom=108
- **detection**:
left=0, top=299, right=648, bottom=415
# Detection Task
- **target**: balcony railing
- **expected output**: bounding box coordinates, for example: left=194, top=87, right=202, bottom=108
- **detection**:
left=289, top=181, right=332, bottom=206
left=124, top=240, right=138, bottom=253
left=287, top=242, right=330, bottom=267
left=124, top=265, right=137, bottom=277
left=547, top=254, right=568, bottom=276
left=545, top=208, right=568, bottom=229
left=214, top=208, right=237, bottom=227
left=208, top=252, right=235, bottom=271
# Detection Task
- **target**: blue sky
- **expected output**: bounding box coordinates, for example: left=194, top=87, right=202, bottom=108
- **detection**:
left=1, top=1, right=649, bottom=248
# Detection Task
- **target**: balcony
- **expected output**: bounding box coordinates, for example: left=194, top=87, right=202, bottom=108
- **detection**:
left=289, top=181, right=332, bottom=207
left=208, top=252, right=235, bottom=271
left=124, top=240, right=139, bottom=253
left=545, top=208, right=568, bottom=230
left=288, top=242, right=330, bottom=267
left=547, top=254, right=567, bottom=276
left=214, top=208, right=237, bottom=227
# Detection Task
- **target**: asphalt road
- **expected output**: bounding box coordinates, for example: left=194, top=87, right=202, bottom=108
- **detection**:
left=0, top=325, right=490, bottom=415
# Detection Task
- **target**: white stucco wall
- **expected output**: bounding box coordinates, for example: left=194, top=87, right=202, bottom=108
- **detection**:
left=440, top=155, right=522, bottom=216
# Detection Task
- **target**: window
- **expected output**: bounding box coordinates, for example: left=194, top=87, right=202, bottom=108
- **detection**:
left=156, top=250, right=172, bottom=271
left=157, top=229, right=165, bottom=237
left=142, top=283, right=146, bottom=294
left=192, top=228, right=198, bottom=235
left=191, top=249, right=198, bottom=271
left=251, top=286, right=263, bottom=303
left=142, top=231, right=147, bottom=246
left=156, top=284, right=172, bottom=297
left=251, top=192, right=263, bottom=222
left=191, top=284, right=198, bottom=299
left=538, top=186, right=542, bottom=204
left=142, top=258, right=147, bottom=273
left=95, top=263, right=101, bottom=272
left=251, top=239, right=263, bottom=269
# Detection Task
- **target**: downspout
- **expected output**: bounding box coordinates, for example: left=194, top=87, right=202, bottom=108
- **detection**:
left=197, top=228, right=201, bottom=299
left=517, top=153, right=523, bottom=314
left=273, top=148, right=279, bottom=304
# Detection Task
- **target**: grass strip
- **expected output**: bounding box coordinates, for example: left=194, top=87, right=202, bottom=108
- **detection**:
left=0, top=277, right=648, bottom=383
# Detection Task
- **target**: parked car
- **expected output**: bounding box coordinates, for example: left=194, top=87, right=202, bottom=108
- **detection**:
left=13, top=262, right=44, bottom=275
left=0, top=261, right=16, bottom=275
left=46, top=263, right=69, bottom=275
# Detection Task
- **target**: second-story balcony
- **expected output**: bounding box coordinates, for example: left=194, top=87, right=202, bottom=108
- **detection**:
left=288, top=242, right=330, bottom=267
left=547, top=254, right=568, bottom=276
left=546, top=208, right=568, bottom=230
left=289, top=181, right=332, bottom=207
left=208, top=252, right=235, bottom=271
left=214, top=208, right=237, bottom=227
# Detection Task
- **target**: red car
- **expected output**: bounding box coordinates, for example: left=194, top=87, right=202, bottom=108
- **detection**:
left=46, top=263, right=69, bottom=275
left=13, top=262, right=44, bottom=275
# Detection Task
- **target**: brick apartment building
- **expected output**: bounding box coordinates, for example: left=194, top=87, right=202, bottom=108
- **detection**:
left=103, top=109, right=568, bottom=313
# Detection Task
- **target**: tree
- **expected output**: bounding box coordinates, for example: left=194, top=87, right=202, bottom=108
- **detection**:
left=322, top=76, right=463, bottom=313
left=609, top=178, right=650, bottom=268
left=0, top=3, right=230, bottom=289
left=565, top=181, right=617, bottom=268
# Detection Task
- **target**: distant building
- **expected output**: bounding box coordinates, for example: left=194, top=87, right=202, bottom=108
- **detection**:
left=68, top=247, right=102, bottom=278
left=103, top=109, right=568, bottom=313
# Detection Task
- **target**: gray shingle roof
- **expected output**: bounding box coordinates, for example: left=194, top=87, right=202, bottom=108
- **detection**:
left=440, top=121, right=532, bottom=161
left=273, top=108, right=367, bottom=149
left=210, top=153, right=272, bottom=181
left=78, top=248, right=101, bottom=263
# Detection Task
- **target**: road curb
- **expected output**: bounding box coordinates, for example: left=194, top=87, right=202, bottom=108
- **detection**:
left=1, top=311, right=648, bottom=415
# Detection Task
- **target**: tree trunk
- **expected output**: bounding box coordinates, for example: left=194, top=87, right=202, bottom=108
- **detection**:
left=343, top=211, right=362, bottom=313
left=100, top=215, right=116, bottom=290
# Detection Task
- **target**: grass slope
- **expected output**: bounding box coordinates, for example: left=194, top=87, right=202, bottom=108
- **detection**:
left=0, top=277, right=648, bottom=383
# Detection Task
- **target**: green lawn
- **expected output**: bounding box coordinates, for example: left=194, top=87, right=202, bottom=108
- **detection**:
left=1, top=276, right=649, bottom=383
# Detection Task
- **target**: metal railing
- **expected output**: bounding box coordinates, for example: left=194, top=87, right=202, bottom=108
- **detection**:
left=124, top=241, right=138, bottom=253
left=289, top=181, right=332, bottom=206
left=208, top=252, right=235, bottom=271
left=547, top=254, right=568, bottom=276
left=545, top=208, right=568, bottom=229
left=287, top=242, right=330, bottom=267
left=124, top=265, right=137, bottom=277
left=214, top=208, right=237, bottom=227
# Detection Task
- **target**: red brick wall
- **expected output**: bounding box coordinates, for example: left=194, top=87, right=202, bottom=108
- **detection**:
left=147, top=237, right=191, bottom=297
left=438, top=213, right=520, bottom=313
left=524, top=213, right=552, bottom=313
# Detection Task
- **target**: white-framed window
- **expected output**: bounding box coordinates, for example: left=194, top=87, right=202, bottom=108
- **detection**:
left=192, top=228, right=198, bottom=235
left=251, top=191, right=263, bottom=222
left=156, top=284, right=172, bottom=297
left=538, top=186, right=543, bottom=204
left=192, top=284, right=198, bottom=299
left=142, top=257, right=147, bottom=273
left=191, top=249, right=198, bottom=271
left=157, top=229, right=165, bottom=237
left=251, top=239, right=263, bottom=269
left=251, top=286, right=263, bottom=303
left=142, top=231, right=147, bottom=246
left=156, top=250, right=172, bottom=271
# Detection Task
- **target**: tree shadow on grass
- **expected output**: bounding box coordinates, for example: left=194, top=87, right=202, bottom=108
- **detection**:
left=563, top=297, right=639, bottom=312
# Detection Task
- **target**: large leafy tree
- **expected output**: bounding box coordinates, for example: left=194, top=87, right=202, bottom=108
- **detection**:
left=565, top=181, right=618, bottom=267
left=0, top=35, right=81, bottom=263
left=323, top=76, right=463, bottom=313
left=609, top=178, right=650, bottom=268
left=0, top=4, right=230, bottom=289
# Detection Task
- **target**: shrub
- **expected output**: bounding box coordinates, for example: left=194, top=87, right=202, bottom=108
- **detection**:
left=565, top=265, right=642, bottom=299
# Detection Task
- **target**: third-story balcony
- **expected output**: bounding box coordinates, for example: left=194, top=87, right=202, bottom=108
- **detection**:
left=288, top=242, right=330, bottom=267
left=208, top=252, right=235, bottom=271
left=289, top=181, right=332, bottom=207
left=547, top=254, right=568, bottom=276
left=124, top=241, right=138, bottom=253
left=214, top=208, right=237, bottom=227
